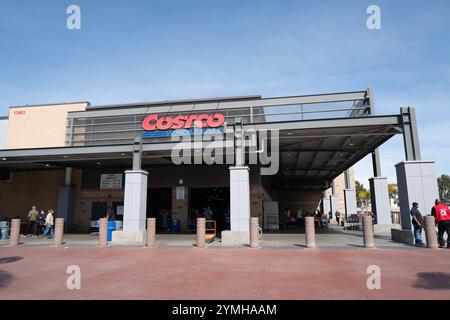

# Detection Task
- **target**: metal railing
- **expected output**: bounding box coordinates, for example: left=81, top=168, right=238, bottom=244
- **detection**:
left=65, top=92, right=370, bottom=147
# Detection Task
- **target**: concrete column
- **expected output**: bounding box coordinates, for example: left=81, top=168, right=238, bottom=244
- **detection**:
left=392, top=161, right=438, bottom=244
left=197, top=218, right=206, bottom=248
left=369, top=177, right=391, bottom=225
left=112, top=170, right=148, bottom=243
left=362, top=215, right=375, bottom=248
left=343, top=170, right=357, bottom=219
left=424, top=216, right=438, bottom=249
left=9, top=219, right=20, bottom=246
left=99, top=218, right=108, bottom=247
left=344, top=189, right=357, bottom=219
left=330, top=195, right=338, bottom=216
left=64, top=167, right=72, bottom=186
left=344, top=170, right=351, bottom=189
left=321, top=193, right=330, bottom=215
left=53, top=218, right=64, bottom=247
left=305, top=216, right=316, bottom=248
left=221, top=166, right=250, bottom=244
left=56, top=185, right=75, bottom=230
left=250, top=217, right=260, bottom=248
left=146, top=218, right=156, bottom=247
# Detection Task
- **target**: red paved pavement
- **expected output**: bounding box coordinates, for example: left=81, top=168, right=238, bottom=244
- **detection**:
left=0, top=246, right=449, bottom=300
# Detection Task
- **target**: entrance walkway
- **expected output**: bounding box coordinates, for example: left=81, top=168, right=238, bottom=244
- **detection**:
left=0, top=246, right=449, bottom=299
left=0, top=225, right=410, bottom=248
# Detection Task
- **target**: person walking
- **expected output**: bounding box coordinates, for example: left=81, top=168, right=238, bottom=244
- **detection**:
left=431, top=199, right=450, bottom=248
left=335, top=211, right=341, bottom=225
left=316, top=210, right=324, bottom=227
left=26, top=205, right=39, bottom=236
left=410, top=202, right=424, bottom=247
left=43, top=209, right=55, bottom=238
left=38, top=210, right=46, bottom=235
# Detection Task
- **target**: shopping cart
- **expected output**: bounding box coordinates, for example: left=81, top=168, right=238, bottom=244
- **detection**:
left=205, top=220, right=216, bottom=243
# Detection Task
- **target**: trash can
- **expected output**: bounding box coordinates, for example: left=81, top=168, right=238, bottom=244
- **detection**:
left=107, top=221, right=116, bottom=241
left=0, top=221, right=10, bottom=240
left=170, top=218, right=180, bottom=233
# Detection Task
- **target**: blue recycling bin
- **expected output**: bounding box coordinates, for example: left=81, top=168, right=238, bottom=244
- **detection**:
left=170, top=218, right=180, bottom=233
left=107, top=221, right=116, bottom=241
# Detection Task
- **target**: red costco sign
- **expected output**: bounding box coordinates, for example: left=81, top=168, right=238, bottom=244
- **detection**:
left=142, top=113, right=225, bottom=131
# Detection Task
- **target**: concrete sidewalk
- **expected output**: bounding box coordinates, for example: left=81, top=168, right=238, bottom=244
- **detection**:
left=0, top=225, right=412, bottom=249
left=0, top=246, right=449, bottom=300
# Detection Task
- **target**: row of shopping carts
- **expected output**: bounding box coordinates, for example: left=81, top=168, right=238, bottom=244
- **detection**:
left=343, top=215, right=363, bottom=230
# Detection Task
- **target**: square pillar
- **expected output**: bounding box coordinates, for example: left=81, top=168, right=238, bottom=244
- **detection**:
left=221, top=166, right=250, bottom=244
left=369, top=177, right=391, bottom=225
left=321, top=196, right=330, bottom=215
left=330, top=195, right=338, bottom=216
left=56, top=185, right=75, bottom=231
left=112, top=170, right=148, bottom=243
left=344, top=189, right=357, bottom=219
left=395, top=161, right=438, bottom=230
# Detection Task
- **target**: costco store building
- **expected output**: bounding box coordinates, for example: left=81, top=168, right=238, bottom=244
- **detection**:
left=0, top=88, right=439, bottom=243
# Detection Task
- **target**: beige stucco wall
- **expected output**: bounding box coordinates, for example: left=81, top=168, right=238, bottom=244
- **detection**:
left=0, top=169, right=83, bottom=224
left=0, top=170, right=65, bottom=219
left=78, top=189, right=124, bottom=232
left=276, top=190, right=323, bottom=215
left=325, top=166, right=356, bottom=213
left=275, top=166, right=356, bottom=216
left=6, top=102, right=88, bottom=149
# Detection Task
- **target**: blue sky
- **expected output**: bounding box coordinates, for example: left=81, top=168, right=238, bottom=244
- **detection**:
left=0, top=0, right=449, bottom=186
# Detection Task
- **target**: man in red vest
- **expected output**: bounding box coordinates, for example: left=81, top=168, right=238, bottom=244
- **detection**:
left=431, top=199, right=450, bottom=248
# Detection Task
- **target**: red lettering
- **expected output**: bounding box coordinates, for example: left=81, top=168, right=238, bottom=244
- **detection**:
left=142, top=114, right=158, bottom=131
left=156, top=116, right=173, bottom=130
left=141, top=113, right=225, bottom=131
left=172, top=115, right=186, bottom=129
left=207, top=113, right=225, bottom=128
left=184, top=115, right=197, bottom=129
left=195, top=114, right=209, bottom=128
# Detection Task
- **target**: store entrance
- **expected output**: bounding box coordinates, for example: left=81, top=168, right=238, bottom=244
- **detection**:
left=147, top=188, right=172, bottom=232
left=190, top=187, right=230, bottom=233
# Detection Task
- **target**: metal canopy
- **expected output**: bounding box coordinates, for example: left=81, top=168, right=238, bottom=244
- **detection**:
left=1, top=88, right=416, bottom=192
left=271, top=119, right=400, bottom=190
left=0, top=113, right=403, bottom=193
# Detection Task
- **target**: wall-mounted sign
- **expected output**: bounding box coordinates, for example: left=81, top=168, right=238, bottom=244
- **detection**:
left=142, top=127, right=223, bottom=139
left=176, top=186, right=185, bottom=200
left=142, top=113, right=225, bottom=131
left=100, top=174, right=122, bottom=189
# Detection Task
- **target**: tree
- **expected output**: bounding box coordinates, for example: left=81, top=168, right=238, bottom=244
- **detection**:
left=437, top=174, right=450, bottom=201
left=355, top=180, right=371, bottom=211
left=388, top=183, right=399, bottom=205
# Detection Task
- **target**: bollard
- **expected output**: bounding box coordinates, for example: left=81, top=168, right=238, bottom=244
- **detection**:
left=53, top=218, right=64, bottom=247
left=362, top=215, right=374, bottom=248
left=196, top=218, right=205, bottom=248
left=305, top=216, right=316, bottom=248
left=424, top=216, right=438, bottom=249
left=146, top=218, right=156, bottom=247
left=250, top=217, right=260, bottom=248
left=99, top=218, right=108, bottom=247
left=9, top=219, right=21, bottom=247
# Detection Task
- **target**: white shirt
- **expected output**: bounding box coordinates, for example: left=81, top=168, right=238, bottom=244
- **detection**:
left=45, top=213, right=54, bottom=226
